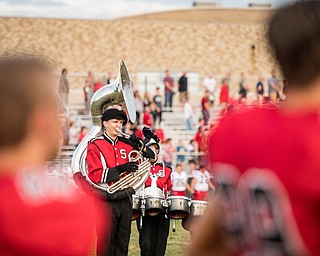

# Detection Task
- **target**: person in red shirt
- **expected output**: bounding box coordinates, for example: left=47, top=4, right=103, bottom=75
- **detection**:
left=143, top=106, right=154, bottom=128
left=0, top=53, right=102, bottom=256
left=85, top=107, right=155, bottom=256
left=201, top=89, right=211, bottom=125
left=78, top=126, right=88, bottom=144
left=190, top=2, right=320, bottom=255
left=94, top=78, right=104, bottom=92
left=136, top=127, right=172, bottom=256
left=219, top=78, right=229, bottom=112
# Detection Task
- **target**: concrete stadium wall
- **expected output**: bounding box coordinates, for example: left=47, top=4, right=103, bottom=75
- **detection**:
left=0, top=8, right=278, bottom=102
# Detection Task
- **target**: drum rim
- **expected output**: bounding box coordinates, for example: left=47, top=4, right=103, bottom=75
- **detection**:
left=191, top=200, right=209, bottom=204
left=167, top=196, right=191, bottom=200
left=144, top=195, right=164, bottom=199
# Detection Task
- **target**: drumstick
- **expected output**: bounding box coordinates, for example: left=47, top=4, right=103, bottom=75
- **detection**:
left=139, top=215, right=143, bottom=229
left=173, top=219, right=176, bottom=232
left=140, top=198, right=145, bottom=229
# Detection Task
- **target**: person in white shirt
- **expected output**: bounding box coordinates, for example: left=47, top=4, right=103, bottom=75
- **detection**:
left=184, top=96, right=195, bottom=130
left=190, top=164, right=214, bottom=201
left=68, top=122, right=79, bottom=146
left=171, top=163, right=191, bottom=197
left=203, top=73, right=217, bottom=105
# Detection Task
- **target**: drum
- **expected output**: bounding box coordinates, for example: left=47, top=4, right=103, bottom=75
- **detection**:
left=182, top=200, right=209, bottom=231
left=132, top=195, right=141, bottom=221
left=190, top=200, right=209, bottom=216
left=167, top=196, right=191, bottom=219
left=145, top=196, right=163, bottom=216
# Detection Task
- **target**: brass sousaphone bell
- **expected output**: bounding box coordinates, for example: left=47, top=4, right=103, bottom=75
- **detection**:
left=71, top=60, right=151, bottom=193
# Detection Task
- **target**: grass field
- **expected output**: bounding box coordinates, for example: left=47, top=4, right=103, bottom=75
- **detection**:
left=90, top=219, right=191, bottom=255
left=128, top=220, right=190, bottom=256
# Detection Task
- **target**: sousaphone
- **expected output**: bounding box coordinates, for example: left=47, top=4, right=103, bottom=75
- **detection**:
left=71, top=60, right=151, bottom=194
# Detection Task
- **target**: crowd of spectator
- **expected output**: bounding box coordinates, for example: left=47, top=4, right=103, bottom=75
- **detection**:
left=57, top=67, right=286, bottom=175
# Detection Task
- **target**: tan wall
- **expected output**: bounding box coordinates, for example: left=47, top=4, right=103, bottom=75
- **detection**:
left=0, top=8, right=277, bottom=98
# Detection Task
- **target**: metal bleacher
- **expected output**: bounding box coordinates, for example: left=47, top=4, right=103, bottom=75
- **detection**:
left=50, top=102, right=221, bottom=175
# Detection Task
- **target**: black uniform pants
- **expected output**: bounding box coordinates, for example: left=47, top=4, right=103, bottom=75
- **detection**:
left=96, top=197, right=132, bottom=256
left=136, top=212, right=170, bottom=256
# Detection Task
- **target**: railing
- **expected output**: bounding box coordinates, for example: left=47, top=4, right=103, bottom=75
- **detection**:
left=48, top=146, right=205, bottom=169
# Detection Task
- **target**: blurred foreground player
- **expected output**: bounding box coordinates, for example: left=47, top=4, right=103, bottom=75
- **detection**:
left=190, top=1, right=320, bottom=255
left=0, top=53, right=103, bottom=255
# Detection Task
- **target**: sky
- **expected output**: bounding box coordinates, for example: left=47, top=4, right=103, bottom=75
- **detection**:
left=0, top=0, right=295, bottom=20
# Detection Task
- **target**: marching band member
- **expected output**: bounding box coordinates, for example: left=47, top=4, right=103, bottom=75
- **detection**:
left=190, top=164, right=214, bottom=201
left=171, top=163, right=192, bottom=196
left=0, top=53, right=102, bottom=255
left=136, top=127, right=172, bottom=256
left=85, top=107, right=155, bottom=256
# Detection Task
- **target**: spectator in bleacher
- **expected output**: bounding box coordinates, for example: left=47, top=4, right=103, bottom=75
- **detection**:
left=149, top=102, right=158, bottom=126
left=256, top=75, right=265, bottom=104
left=123, top=122, right=133, bottom=136
left=203, top=73, right=217, bottom=105
left=195, top=118, right=205, bottom=131
left=268, top=69, right=280, bottom=104
left=62, top=119, right=70, bottom=146
left=86, top=71, right=95, bottom=85
left=184, top=95, right=195, bottom=131
left=176, top=139, right=187, bottom=164
left=143, top=91, right=152, bottom=109
left=183, top=95, right=195, bottom=131
left=185, top=139, right=199, bottom=163
left=163, top=138, right=174, bottom=167
left=143, top=106, right=154, bottom=128
left=220, top=78, right=229, bottom=109
left=83, top=80, right=91, bottom=114
left=201, top=90, right=211, bottom=126
left=94, top=78, right=104, bottom=92
left=195, top=126, right=203, bottom=152
left=106, top=71, right=114, bottom=84
left=84, top=71, right=94, bottom=114
left=78, top=126, right=88, bottom=144
left=178, top=71, right=188, bottom=104
left=155, top=128, right=165, bottom=143
left=238, top=72, right=248, bottom=102
left=68, top=122, right=79, bottom=146
left=58, top=68, right=69, bottom=112
left=153, top=87, right=162, bottom=126
left=164, top=69, right=175, bottom=111
left=134, top=90, right=144, bottom=125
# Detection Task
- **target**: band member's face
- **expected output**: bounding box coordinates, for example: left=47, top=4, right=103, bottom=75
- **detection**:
left=103, top=119, right=123, bottom=137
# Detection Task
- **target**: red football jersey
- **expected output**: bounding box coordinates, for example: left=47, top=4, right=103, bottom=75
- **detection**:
left=86, top=134, right=134, bottom=183
left=208, top=107, right=320, bottom=255
left=0, top=169, right=108, bottom=256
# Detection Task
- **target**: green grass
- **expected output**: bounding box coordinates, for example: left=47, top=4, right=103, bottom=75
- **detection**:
left=128, top=220, right=190, bottom=256
left=90, top=220, right=190, bottom=256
